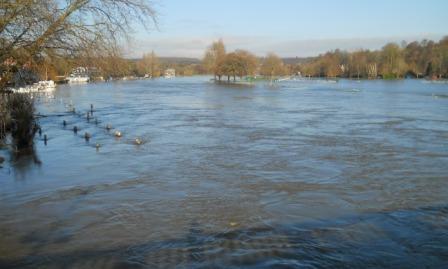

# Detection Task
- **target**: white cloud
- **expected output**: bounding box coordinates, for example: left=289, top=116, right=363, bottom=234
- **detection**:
left=125, top=33, right=445, bottom=59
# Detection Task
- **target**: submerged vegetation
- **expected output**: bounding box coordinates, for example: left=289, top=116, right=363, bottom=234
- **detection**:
left=0, top=93, right=36, bottom=149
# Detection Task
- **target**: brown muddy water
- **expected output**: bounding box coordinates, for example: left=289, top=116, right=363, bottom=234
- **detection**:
left=0, top=77, right=448, bottom=268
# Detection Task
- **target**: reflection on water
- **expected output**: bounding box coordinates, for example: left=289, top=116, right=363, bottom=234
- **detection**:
left=1, top=78, right=448, bottom=268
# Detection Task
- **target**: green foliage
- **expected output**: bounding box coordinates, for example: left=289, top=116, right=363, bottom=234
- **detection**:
left=382, top=73, right=398, bottom=80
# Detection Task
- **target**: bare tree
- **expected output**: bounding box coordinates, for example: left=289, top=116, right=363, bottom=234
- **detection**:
left=1, top=0, right=157, bottom=86
left=202, top=39, right=226, bottom=81
left=137, top=50, right=160, bottom=77
left=260, top=53, right=285, bottom=82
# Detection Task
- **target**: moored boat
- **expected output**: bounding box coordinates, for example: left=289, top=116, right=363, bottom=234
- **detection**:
left=66, top=67, right=90, bottom=83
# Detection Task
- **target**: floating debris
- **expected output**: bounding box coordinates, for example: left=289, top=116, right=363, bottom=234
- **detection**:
left=106, top=124, right=112, bottom=131
left=44, top=134, right=48, bottom=145
left=95, top=143, right=101, bottom=149
left=135, top=138, right=143, bottom=145
left=63, top=120, right=67, bottom=127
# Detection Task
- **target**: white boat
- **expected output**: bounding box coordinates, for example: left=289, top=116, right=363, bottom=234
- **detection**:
left=67, top=67, right=90, bottom=83
left=10, top=80, right=56, bottom=93
left=37, top=80, right=56, bottom=91
left=67, top=75, right=90, bottom=83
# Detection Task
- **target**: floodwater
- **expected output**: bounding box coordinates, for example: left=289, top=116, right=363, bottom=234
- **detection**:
left=1, top=77, right=448, bottom=268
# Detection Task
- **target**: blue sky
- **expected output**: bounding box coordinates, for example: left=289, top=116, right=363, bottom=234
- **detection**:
left=127, top=0, right=448, bottom=58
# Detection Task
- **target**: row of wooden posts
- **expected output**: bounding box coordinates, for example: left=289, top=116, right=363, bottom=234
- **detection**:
left=41, top=104, right=143, bottom=148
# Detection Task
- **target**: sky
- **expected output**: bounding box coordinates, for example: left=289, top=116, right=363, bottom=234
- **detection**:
left=126, top=0, right=448, bottom=58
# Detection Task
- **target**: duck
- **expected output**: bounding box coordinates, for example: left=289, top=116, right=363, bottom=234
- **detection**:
left=106, top=124, right=112, bottom=131
left=84, top=132, right=91, bottom=140
left=114, top=131, right=122, bottom=137
left=135, top=138, right=142, bottom=145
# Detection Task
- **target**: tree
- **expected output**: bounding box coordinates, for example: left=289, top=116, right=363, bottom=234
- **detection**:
left=220, top=53, right=240, bottom=81
left=1, top=0, right=157, bottom=88
left=380, top=43, right=405, bottom=79
left=234, top=50, right=258, bottom=78
left=137, top=51, right=160, bottom=77
left=260, top=53, right=285, bottom=81
left=440, top=36, right=448, bottom=78
left=280, top=37, right=448, bottom=80
left=405, top=41, right=424, bottom=77
left=214, top=49, right=259, bottom=82
left=202, top=39, right=226, bottom=80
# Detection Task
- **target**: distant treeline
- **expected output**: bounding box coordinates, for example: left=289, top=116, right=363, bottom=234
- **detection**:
left=201, top=37, right=448, bottom=81
left=70, top=36, right=448, bottom=80
left=2, top=37, right=447, bottom=86
left=294, top=37, right=448, bottom=79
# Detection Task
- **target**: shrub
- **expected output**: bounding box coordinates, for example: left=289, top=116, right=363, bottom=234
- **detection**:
left=0, top=93, right=38, bottom=149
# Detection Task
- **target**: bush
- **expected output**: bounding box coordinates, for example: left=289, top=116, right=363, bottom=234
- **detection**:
left=0, top=93, right=38, bottom=149
left=0, top=94, right=12, bottom=139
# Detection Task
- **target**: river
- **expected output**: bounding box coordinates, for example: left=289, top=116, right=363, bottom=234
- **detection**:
left=1, top=77, right=448, bottom=268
